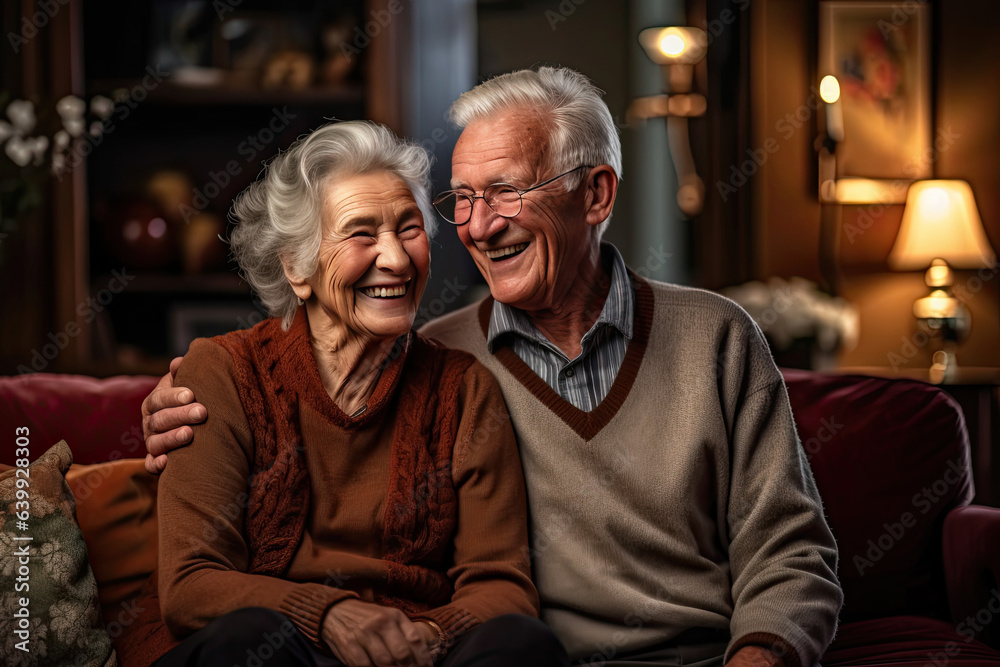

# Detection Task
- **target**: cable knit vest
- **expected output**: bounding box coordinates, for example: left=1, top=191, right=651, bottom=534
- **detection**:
left=118, top=310, right=475, bottom=666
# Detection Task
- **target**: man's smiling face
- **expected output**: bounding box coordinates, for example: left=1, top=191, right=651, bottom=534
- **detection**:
left=449, top=107, right=592, bottom=313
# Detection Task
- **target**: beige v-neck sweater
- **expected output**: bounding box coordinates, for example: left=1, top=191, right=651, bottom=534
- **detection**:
left=419, top=273, right=843, bottom=666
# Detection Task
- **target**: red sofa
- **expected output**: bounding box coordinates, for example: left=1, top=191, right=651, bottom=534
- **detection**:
left=2, top=368, right=999, bottom=665
left=782, top=369, right=1000, bottom=665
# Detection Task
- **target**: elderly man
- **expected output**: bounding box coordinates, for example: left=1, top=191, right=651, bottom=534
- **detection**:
left=143, top=66, right=842, bottom=667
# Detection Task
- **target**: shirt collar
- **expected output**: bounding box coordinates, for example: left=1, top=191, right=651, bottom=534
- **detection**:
left=486, top=242, right=634, bottom=351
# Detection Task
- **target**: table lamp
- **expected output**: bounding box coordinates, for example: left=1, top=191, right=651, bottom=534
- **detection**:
left=887, top=180, right=997, bottom=383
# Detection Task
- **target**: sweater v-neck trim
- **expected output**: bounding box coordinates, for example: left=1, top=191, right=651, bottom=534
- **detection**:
left=478, top=271, right=654, bottom=440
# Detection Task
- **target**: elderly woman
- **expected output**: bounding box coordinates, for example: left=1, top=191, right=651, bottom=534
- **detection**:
left=124, top=121, right=567, bottom=667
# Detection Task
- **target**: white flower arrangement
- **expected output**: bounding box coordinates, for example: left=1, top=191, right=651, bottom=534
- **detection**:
left=0, top=93, right=115, bottom=249
left=722, top=276, right=860, bottom=355
left=0, top=94, right=114, bottom=175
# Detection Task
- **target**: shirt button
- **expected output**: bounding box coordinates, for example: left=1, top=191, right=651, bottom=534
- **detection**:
left=565, top=368, right=575, bottom=378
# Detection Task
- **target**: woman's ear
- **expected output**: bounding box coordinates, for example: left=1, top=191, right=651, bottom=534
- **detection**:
left=281, top=257, right=312, bottom=302
left=583, top=166, right=618, bottom=228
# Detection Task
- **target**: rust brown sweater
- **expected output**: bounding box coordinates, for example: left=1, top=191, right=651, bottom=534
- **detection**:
left=141, top=308, right=537, bottom=663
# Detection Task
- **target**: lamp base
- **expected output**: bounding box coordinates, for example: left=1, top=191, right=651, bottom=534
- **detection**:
left=913, top=259, right=971, bottom=385
left=914, top=311, right=968, bottom=385
left=913, top=308, right=971, bottom=384
left=929, top=347, right=956, bottom=385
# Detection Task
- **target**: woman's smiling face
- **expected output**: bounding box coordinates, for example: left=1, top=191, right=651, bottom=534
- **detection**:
left=298, top=170, right=430, bottom=341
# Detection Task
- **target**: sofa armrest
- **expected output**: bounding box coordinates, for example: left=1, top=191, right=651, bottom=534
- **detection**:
left=943, top=504, right=1000, bottom=648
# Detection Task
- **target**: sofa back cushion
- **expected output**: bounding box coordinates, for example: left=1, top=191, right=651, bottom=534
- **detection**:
left=781, top=369, right=974, bottom=623
left=0, top=373, right=160, bottom=465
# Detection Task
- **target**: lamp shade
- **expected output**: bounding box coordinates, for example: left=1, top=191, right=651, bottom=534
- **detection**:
left=888, top=180, right=996, bottom=270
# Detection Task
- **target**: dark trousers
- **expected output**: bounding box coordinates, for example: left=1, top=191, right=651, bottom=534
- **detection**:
left=571, top=628, right=730, bottom=666
left=154, top=607, right=570, bottom=667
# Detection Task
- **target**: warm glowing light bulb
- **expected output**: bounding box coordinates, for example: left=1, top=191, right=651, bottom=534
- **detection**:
left=819, top=75, right=841, bottom=104
left=660, top=33, right=686, bottom=57
left=919, top=187, right=951, bottom=219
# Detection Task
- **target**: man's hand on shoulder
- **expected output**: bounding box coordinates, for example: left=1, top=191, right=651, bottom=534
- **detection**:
left=726, top=645, right=787, bottom=667
left=142, top=356, right=206, bottom=474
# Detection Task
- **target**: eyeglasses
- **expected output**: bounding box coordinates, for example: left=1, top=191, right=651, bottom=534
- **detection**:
left=432, top=165, right=593, bottom=226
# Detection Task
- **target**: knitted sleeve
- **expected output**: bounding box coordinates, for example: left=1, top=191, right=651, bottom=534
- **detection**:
left=409, top=360, right=540, bottom=644
left=158, top=338, right=358, bottom=645
left=721, top=311, right=844, bottom=667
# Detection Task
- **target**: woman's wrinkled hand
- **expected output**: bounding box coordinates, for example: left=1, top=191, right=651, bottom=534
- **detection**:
left=321, top=599, right=435, bottom=667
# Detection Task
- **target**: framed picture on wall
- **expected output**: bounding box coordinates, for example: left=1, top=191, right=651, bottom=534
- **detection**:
left=818, top=1, right=932, bottom=180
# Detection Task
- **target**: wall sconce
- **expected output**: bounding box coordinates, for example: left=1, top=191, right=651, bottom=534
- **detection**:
left=819, top=75, right=844, bottom=146
left=815, top=72, right=911, bottom=293
left=887, top=180, right=997, bottom=383
left=630, top=26, right=708, bottom=217
left=815, top=72, right=913, bottom=206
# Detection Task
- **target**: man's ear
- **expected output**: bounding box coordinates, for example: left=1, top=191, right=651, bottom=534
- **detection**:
left=281, top=257, right=312, bottom=302
left=583, top=165, right=618, bottom=228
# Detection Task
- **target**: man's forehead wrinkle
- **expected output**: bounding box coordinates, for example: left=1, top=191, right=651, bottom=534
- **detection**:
left=495, top=110, right=551, bottom=179
left=517, top=131, right=548, bottom=175
left=452, top=107, right=553, bottom=189
left=519, top=108, right=556, bottom=175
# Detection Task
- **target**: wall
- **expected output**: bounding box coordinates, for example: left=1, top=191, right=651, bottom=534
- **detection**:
left=751, top=0, right=1000, bottom=372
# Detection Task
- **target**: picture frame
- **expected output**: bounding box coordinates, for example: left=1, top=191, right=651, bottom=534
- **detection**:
left=818, top=1, right=932, bottom=181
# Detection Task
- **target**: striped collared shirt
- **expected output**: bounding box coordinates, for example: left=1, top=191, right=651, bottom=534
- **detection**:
left=486, top=243, right=634, bottom=412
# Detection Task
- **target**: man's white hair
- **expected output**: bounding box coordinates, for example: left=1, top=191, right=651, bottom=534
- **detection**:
left=448, top=66, right=622, bottom=237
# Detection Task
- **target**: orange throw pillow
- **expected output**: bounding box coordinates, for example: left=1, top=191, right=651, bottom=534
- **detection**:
left=65, top=459, right=158, bottom=631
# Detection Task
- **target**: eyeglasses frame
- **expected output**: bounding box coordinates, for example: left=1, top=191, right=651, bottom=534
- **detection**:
left=432, top=165, right=594, bottom=226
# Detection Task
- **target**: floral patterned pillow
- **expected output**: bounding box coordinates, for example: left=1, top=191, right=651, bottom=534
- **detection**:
left=0, top=439, right=117, bottom=666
